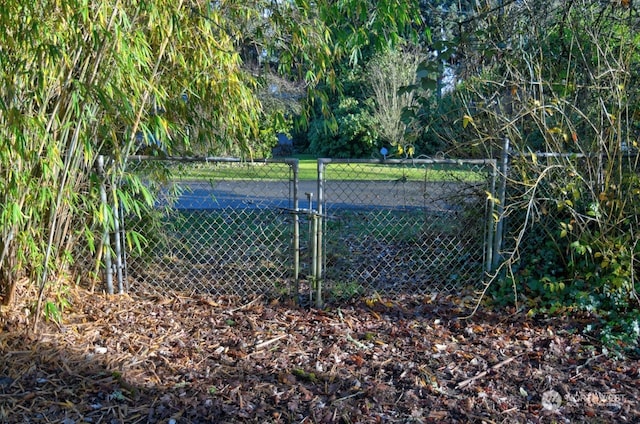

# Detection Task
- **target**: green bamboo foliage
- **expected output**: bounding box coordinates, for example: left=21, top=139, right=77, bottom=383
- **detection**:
left=1, top=0, right=325, bottom=316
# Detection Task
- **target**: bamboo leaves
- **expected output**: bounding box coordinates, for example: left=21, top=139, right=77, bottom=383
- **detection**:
left=0, top=1, right=236, bottom=310
left=1, top=0, right=345, bottom=315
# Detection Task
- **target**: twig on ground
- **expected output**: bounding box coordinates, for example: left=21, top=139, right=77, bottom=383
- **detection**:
left=253, top=334, right=287, bottom=351
left=345, top=333, right=369, bottom=349
left=457, top=352, right=526, bottom=389
left=576, top=353, right=606, bottom=373
left=229, top=295, right=263, bottom=313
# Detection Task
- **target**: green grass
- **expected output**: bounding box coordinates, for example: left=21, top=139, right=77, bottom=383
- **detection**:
left=176, top=156, right=487, bottom=183
left=171, top=209, right=290, bottom=246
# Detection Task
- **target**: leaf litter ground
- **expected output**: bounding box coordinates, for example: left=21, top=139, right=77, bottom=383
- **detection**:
left=1, top=286, right=639, bottom=423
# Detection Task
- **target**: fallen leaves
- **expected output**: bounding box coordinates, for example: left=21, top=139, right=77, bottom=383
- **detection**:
left=0, top=286, right=639, bottom=423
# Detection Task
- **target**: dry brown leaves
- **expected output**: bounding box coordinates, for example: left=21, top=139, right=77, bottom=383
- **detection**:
left=1, top=286, right=639, bottom=423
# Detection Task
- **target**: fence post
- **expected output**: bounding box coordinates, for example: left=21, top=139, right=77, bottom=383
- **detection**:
left=315, top=160, right=325, bottom=308
left=111, top=182, right=124, bottom=294
left=310, top=213, right=321, bottom=307
left=485, top=160, right=497, bottom=273
left=492, top=137, right=509, bottom=271
left=290, top=159, right=300, bottom=300
left=98, top=155, right=114, bottom=294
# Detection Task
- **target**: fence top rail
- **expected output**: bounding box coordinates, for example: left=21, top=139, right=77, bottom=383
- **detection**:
left=127, top=155, right=299, bottom=165
left=318, top=157, right=497, bottom=166
left=127, top=155, right=499, bottom=167
left=511, top=151, right=640, bottom=159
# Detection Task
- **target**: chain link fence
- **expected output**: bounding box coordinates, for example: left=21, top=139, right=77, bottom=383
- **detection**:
left=121, top=156, right=498, bottom=301
left=315, top=158, right=498, bottom=298
left=124, top=158, right=299, bottom=298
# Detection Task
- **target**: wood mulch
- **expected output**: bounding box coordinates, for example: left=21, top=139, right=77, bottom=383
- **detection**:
left=1, top=284, right=639, bottom=423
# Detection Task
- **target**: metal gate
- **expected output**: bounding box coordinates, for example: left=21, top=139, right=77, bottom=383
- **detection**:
left=121, top=156, right=498, bottom=303
left=304, top=158, right=498, bottom=306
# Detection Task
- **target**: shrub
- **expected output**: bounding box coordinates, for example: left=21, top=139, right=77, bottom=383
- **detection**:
left=307, top=97, right=379, bottom=158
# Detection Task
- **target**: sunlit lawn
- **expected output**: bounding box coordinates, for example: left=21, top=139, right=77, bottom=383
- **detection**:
left=177, top=154, right=487, bottom=182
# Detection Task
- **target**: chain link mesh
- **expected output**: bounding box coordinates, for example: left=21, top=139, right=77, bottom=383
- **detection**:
left=123, top=157, right=497, bottom=300
left=125, top=159, right=297, bottom=298
left=316, top=159, right=497, bottom=296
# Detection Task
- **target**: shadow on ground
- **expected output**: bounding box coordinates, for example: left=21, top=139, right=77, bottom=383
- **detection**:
left=1, top=287, right=639, bottom=423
